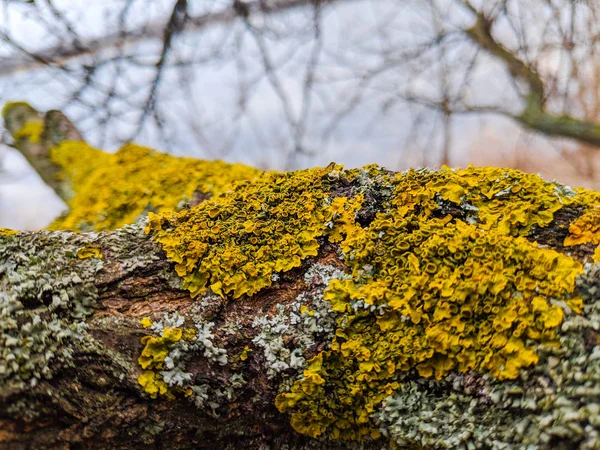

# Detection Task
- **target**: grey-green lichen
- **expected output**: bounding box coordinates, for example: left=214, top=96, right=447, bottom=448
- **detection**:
left=373, top=261, right=600, bottom=449
left=103, top=220, right=184, bottom=289
left=137, top=311, right=245, bottom=416
left=252, top=263, right=349, bottom=380
left=0, top=230, right=103, bottom=391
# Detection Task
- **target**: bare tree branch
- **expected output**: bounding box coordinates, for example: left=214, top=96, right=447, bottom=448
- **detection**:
left=462, top=5, right=600, bottom=147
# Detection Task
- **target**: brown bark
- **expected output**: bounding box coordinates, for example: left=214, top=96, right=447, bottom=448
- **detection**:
left=0, top=226, right=353, bottom=449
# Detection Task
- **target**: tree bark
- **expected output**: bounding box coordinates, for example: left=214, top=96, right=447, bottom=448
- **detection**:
left=0, top=225, right=349, bottom=449
left=2, top=107, right=600, bottom=450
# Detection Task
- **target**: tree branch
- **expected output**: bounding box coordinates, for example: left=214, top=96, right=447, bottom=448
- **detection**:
left=463, top=7, right=600, bottom=147
left=2, top=103, right=82, bottom=201
left=1, top=107, right=600, bottom=448
left=0, top=0, right=347, bottom=77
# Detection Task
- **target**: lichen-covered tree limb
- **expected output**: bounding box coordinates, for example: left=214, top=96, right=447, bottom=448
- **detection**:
left=2, top=102, right=84, bottom=201
left=2, top=103, right=261, bottom=230
left=3, top=106, right=600, bottom=449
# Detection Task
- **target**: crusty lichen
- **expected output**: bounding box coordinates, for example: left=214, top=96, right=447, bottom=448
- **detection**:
left=136, top=312, right=231, bottom=408
left=251, top=263, right=350, bottom=380
left=48, top=141, right=261, bottom=231
left=145, top=164, right=600, bottom=446
left=0, top=230, right=103, bottom=391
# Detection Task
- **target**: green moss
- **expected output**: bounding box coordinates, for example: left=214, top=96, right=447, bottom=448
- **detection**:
left=48, top=141, right=262, bottom=231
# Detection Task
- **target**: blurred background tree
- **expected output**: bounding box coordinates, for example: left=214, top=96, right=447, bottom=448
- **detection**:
left=1, top=0, right=599, bottom=228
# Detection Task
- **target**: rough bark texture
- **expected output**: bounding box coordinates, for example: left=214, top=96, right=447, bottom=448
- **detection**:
left=2, top=105, right=600, bottom=450
left=0, top=226, right=350, bottom=449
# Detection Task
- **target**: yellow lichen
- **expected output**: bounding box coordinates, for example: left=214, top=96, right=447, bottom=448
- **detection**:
left=138, top=370, right=170, bottom=399
left=14, top=120, right=44, bottom=144
left=564, top=191, right=600, bottom=261
left=240, top=345, right=253, bottom=361
left=146, top=164, right=366, bottom=299
left=1, top=101, right=33, bottom=118
left=76, top=246, right=103, bottom=259
left=137, top=324, right=196, bottom=399
left=138, top=327, right=183, bottom=370
left=0, top=228, right=19, bottom=236
left=143, top=163, right=596, bottom=440
left=275, top=166, right=588, bottom=440
left=48, top=141, right=261, bottom=231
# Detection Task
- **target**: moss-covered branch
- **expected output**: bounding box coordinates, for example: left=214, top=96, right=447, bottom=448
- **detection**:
left=2, top=118, right=600, bottom=448
left=464, top=10, right=600, bottom=147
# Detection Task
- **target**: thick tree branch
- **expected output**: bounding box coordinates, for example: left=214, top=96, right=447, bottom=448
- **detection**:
left=2, top=107, right=600, bottom=448
left=2, top=102, right=82, bottom=201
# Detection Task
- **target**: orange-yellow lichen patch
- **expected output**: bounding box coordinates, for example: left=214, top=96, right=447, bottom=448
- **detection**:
left=145, top=164, right=366, bottom=299
left=143, top=162, right=593, bottom=440
left=49, top=141, right=261, bottom=231
left=1, top=101, right=32, bottom=118
left=276, top=166, right=587, bottom=440
left=13, top=120, right=44, bottom=144
left=138, top=370, right=170, bottom=399
left=137, top=324, right=197, bottom=399
left=138, top=327, right=184, bottom=370
left=76, top=246, right=103, bottom=259
left=0, top=228, right=19, bottom=236
left=239, top=345, right=253, bottom=361
left=564, top=193, right=600, bottom=261
left=327, top=195, right=365, bottom=245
